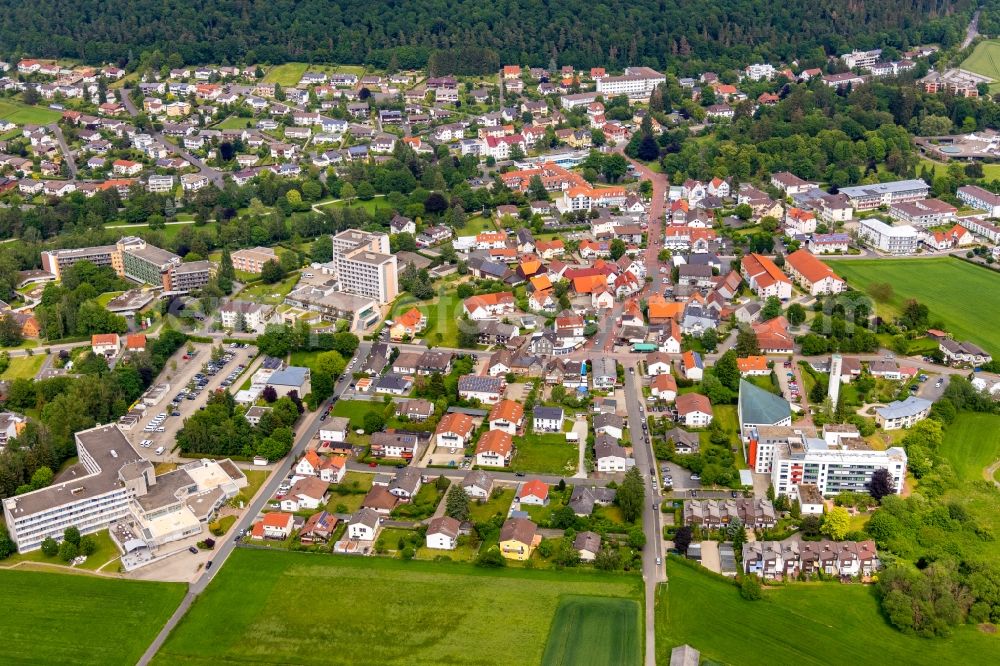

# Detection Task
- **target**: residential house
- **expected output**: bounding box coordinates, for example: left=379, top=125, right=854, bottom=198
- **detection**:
left=675, top=393, right=714, bottom=427
left=499, top=517, right=539, bottom=560
left=517, top=479, right=549, bottom=506
left=252, top=512, right=295, bottom=540
left=475, top=429, right=513, bottom=467
left=435, top=412, right=475, bottom=451
left=650, top=374, right=678, bottom=401
left=347, top=508, right=381, bottom=541
left=488, top=400, right=524, bottom=435
left=785, top=250, right=845, bottom=296
left=426, top=515, right=462, bottom=550
left=533, top=406, right=564, bottom=432
left=574, top=531, right=602, bottom=561
left=280, top=477, right=330, bottom=512
left=458, top=375, right=504, bottom=405
left=681, top=351, right=704, bottom=381
left=461, top=470, right=493, bottom=499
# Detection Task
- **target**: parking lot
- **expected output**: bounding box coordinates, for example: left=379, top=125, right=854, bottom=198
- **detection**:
left=122, top=342, right=258, bottom=464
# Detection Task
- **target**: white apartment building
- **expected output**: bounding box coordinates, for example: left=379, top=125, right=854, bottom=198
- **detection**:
left=750, top=426, right=907, bottom=498
left=596, top=67, right=666, bottom=99
left=957, top=185, right=1000, bottom=217
left=146, top=174, right=175, bottom=193
left=327, top=229, right=398, bottom=304
left=841, top=49, right=882, bottom=69
left=219, top=300, right=274, bottom=333
left=857, top=218, right=918, bottom=255
left=888, top=198, right=956, bottom=228
left=744, top=63, right=777, bottom=81
left=2, top=424, right=246, bottom=554
left=874, top=397, right=932, bottom=430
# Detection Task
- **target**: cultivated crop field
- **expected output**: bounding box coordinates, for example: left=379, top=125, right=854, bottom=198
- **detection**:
left=156, top=549, right=643, bottom=665
left=824, top=258, right=1000, bottom=356
left=656, top=558, right=997, bottom=665
left=0, top=569, right=184, bottom=665
left=542, top=595, right=641, bottom=666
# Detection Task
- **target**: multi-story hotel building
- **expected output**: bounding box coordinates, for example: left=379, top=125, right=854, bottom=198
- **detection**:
left=328, top=230, right=398, bottom=304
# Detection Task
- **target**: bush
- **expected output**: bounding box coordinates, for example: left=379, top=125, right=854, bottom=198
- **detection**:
left=740, top=574, right=763, bottom=600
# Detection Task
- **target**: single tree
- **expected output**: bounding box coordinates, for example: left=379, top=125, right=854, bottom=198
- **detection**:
left=867, top=468, right=896, bottom=501
left=673, top=525, right=693, bottom=555
left=445, top=484, right=471, bottom=521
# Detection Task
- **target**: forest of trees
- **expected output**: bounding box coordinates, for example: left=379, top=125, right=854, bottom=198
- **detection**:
left=0, top=0, right=973, bottom=75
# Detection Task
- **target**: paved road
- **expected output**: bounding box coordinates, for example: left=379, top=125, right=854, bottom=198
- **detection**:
left=136, top=341, right=371, bottom=665
left=963, top=9, right=981, bottom=50
left=48, top=124, right=78, bottom=178
left=623, top=362, right=663, bottom=666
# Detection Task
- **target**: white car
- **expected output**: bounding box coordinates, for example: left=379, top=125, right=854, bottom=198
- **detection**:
left=154, top=446, right=165, bottom=455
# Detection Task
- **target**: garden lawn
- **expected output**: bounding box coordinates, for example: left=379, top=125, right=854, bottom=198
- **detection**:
left=262, top=62, right=309, bottom=86
left=391, top=289, right=462, bottom=348
left=155, top=548, right=643, bottom=665
left=468, top=487, right=515, bottom=522
left=0, top=99, right=62, bottom=124
left=511, top=433, right=578, bottom=475
left=461, top=215, right=496, bottom=234
left=0, top=569, right=184, bottom=666
left=825, top=258, right=1000, bottom=356
left=542, top=595, right=641, bottom=666
left=326, top=471, right=374, bottom=514
left=1, top=529, right=121, bottom=571
left=213, top=116, right=256, bottom=130
left=656, top=558, right=998, bottom=666
left=239, top=274, right=300, bottom=305
left=0, top=354, right=44, bottom=380
left=330, top=399, right=386, bottom=430
left=940, top=411, right=1000, bottom=483
left=327, top=195, right=388, bottom=215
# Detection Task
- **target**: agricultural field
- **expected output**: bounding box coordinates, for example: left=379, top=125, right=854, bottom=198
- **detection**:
left=542, top=596, right=641, bottom=666
left=0, top=99, right=62, bottom=124
left=511, top=432, right=579, bottom=475
left=0, top=354, right=44, bottom=380
left=155, top=548, right=643, bottom=665
left=656, top=558, right=998, bottom=666
left=0, top=569, right=184, bottom=666
left=262, top=62, right=309, bottom=86
left=825, top=258, right=1000, bottom=356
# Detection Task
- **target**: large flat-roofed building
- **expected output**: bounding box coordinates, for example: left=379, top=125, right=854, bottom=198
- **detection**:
left=2, top=423, right=246, bottom=560
left=40, top=237, right=213, bottom=293
left=857, top=218, right=918, bottom=255
left=596, top=67, right=666, bottom=99
left=41, top=244, right=117, bottom=280
left=327, top=229, right=398, bottom=304
left=838, top=179, right=928, bottom=211
left=3, top=424, right=143, bottom=552
left=749, top=425, right=907, bottom=498
left=165, top=259, right=213, bottom=292
left=231, top=246, right=278, bottom=274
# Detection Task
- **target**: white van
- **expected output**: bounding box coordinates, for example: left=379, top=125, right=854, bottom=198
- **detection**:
left=154, top=446, right=165, bottom=455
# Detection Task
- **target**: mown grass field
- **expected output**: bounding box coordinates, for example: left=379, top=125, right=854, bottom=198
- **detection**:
left=542, top=595, right=641, bottom=666
left=330, top=399, right=385, bottom=430
left=0, top=354, right=44, bottom=379
left=940, top=411, right=1000, bottom=483
left=262, top=62, right=309, bottom=86
left=656, top=558, right=998, bottom=666
left=155, top=548, right=643, bottom=665
left=825, top=258, right=1000, bottom=356
left=962, top=39, right=1000, bottom=82
left=511, top=432, right=578, bottom=475
left=0, top=99, right=62, bottom=124
left=0, top=569, right=184, bottom=665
